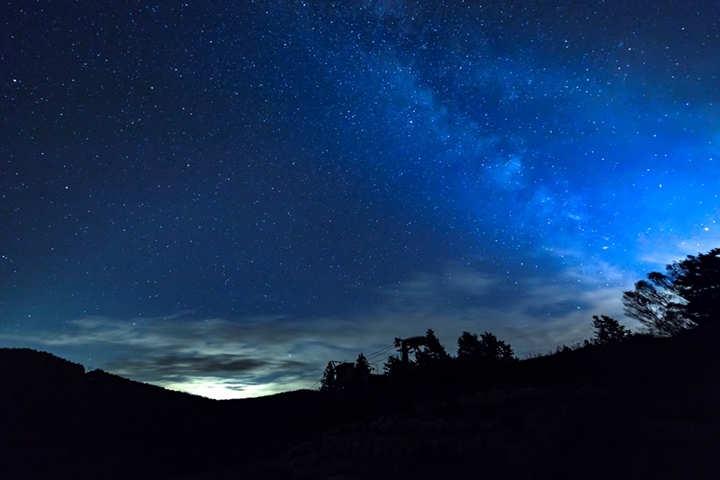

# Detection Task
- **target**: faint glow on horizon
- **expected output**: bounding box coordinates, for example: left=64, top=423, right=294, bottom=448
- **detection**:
left=158, top=377, right=302, bottom=400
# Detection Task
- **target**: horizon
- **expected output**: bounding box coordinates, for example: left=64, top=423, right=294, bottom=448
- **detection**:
left=2, top=0, right=718, bottom=399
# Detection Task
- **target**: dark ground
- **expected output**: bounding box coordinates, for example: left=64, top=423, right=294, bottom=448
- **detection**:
left=2, top=328, right=720, bottom=479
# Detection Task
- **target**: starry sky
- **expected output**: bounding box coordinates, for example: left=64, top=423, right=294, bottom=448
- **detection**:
left=2, top=0, right=719, bottom=398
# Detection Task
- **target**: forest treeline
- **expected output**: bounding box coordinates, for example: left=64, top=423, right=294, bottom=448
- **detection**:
left=320, top=247, right=720, bottom=391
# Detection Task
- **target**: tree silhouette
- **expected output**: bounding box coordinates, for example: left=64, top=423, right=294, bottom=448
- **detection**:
left=457, top=331, right=514, bottom=362
left=670, top=248, right=720, bottom=327
left=457, top=331, right=481, bottom=359
left=414, top=329, right=450, bottom=367
left=622, top=248, right=720, bottom=336
left=354, top=353, right=372, bottom=376
left=477, top=332, right=515, bottom=362
left=622, top=271, right=690, bottom=336
left=383, top=355, right=402, bottom=376
left=319, top=361, right=335, bottom=392
left=591, top=315, right=632, bottom=345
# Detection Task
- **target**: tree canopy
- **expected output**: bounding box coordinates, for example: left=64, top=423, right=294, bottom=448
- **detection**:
left=457, top=331, right=515, bottom=362
left=591, top=315, right=632, bottom=345
left=457, top=331, right=482, bottom=359
left=622, top=271, right=689, bottom=336
left=623, top=248, right=720, bottom=336
left=382, top=355, right=402, bottom=376
left=480, top=332, right=514, bottom=361
left=414, top=329, right=450, bottom=367
left=671, top=248, right=720, bottom=326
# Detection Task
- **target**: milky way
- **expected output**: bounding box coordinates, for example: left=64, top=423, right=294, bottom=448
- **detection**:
left=2, top=0, right=718, bottom=398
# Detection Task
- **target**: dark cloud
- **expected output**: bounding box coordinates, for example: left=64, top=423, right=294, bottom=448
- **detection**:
left=109, top=354, right=270, bottom=376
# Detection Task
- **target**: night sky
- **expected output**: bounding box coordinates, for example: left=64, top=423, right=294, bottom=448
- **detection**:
left=2, top=0, right=718, bottom=398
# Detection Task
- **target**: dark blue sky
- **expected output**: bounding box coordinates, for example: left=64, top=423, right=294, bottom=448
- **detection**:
left=2, top=0, right=718, bottom=398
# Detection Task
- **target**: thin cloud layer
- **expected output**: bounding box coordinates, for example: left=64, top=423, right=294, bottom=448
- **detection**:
left=4, top=262, right=635, bottom=398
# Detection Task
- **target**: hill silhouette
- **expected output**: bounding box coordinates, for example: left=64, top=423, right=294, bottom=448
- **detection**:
left=0, top=348, right=330, bottom=480
left=2, top=328, right=720, bottom=479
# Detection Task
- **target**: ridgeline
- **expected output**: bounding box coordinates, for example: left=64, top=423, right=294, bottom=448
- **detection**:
left=2, top=324, right=720, bottom=479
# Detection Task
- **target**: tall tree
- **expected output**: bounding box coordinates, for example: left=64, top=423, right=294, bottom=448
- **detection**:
left=319, top=361, right=335, bottom=392
left=457, top=331, right=481, bottom=359
left=354, top=353, right=372, bottom=376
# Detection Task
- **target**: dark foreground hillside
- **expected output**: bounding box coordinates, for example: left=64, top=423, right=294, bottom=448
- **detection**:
left=2, top=328, right=720, bottom=480
left=0, top=348, right=332, bottom=480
